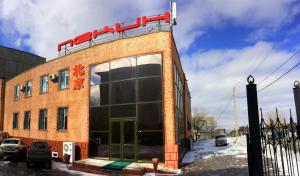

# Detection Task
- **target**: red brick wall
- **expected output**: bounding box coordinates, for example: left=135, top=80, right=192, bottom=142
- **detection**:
left=17, top=137, right=88, bottom=160
left=163, top=34, right=192, bottom=168
left=0, top=79, right=5, bottom=131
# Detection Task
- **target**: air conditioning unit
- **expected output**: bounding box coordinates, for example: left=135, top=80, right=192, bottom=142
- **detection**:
left=19, top=85, right=25, bottom=92
left=49, top=74, right=57, bottom=82
left=63, top=142, right=75, bottom=163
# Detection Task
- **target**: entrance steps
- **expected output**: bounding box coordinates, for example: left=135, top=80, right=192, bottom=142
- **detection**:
left=71, top=158, right=178, bottom=175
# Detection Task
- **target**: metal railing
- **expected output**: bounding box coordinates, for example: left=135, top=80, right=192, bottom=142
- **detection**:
left=58, top=14, right=171, bottom=57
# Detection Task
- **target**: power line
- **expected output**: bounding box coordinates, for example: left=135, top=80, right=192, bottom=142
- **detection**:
left=216, top=98, right=232, bottom=121
left=257, top=48, right=300, bottom=85
left=235, top=61, right=300, bottom=97
left=235, top=48, right=300, bottom=98
left=257, top=61, right=300, bottom=93
left=250, top=53, right=270, bottom=76
left=214, top=44, right=300, bottom=120
left=233, top=54, right=270, bottom=98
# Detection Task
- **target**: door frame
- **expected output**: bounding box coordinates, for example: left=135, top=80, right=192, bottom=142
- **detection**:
left=109, top=118, right=137, bottom=161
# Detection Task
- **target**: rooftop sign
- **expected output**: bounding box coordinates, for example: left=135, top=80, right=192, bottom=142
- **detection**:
left=57, top=12, right=171, bottom=52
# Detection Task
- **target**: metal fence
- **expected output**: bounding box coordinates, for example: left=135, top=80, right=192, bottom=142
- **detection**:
left=246, top=76, right=300, bottom=176
left=260, top=108, right=300, bottom=176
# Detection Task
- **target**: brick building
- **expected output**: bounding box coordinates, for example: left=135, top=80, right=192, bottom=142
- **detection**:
left=1, top=31, right=191, bottom=169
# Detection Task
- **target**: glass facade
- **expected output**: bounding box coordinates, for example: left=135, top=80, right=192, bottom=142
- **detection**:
left=89, top=54, right=163, bottom=161
left=174, top=64, right=186, bottom=157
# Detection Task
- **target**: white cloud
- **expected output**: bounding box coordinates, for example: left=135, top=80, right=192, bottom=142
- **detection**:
left=0, top=0, right=299, bottom=59
left=0, top=0, right=165, bottom=59
left=173, top=0, right=299, bottom=51
left=183, top=41, right=300, bottom=129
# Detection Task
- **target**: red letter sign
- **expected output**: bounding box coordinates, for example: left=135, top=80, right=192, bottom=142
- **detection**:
left=57, top=39, right=73, bottom=52
left=73, top=32, right=92, bottom=45
left=57, top=12, right=171, bottom=52
left=72, top=64, right=85, bottom=90
left=142, top=12, right=170, bottom=26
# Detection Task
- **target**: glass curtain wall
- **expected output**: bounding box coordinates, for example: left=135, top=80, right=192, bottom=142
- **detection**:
left=89, top=54, right=164, bottom=161
left=174, top=64, right=186, bottom=158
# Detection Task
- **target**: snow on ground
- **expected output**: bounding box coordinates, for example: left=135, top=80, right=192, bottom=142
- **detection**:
left=265, top=145, right=300, bottom=175
left=53, top=161, right=104, bottom=176
left=181, top=135, right=247, bottom=164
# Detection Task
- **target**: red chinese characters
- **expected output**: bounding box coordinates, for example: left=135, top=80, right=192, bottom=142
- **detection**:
left=57, top=12, right=171, bottom=52
left=72, top=64, right=85, bottom=90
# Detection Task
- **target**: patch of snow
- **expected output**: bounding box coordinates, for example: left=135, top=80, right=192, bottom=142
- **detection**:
left=52, top=161, right=103, bottom=176
left=181, top=135, right=247, bottom=164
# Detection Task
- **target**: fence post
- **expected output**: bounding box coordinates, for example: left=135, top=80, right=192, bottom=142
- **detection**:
left=246, top=75, right=263, bottom=176
left=293, top=81, right=300, bottom=137
left=246, top=134, right=252, bottom=175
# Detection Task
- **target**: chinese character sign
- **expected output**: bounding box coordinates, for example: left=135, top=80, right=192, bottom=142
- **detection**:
left=72, top=64, right=85, bottom=90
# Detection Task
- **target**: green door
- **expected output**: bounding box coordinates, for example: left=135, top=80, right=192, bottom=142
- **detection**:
left=110, top=119, right=136, bottom=161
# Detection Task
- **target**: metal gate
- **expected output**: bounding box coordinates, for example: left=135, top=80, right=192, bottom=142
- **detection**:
left=260, top=109, right=300, bottom=176
left=246, top=76, right=300, bottom=176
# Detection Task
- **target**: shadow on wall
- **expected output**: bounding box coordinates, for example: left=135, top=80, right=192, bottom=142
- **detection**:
left=75, top=145, right=81, bottom=160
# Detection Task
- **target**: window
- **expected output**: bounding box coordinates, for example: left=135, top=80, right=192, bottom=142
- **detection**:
left=111, top=104, right=136, bottom=118
left=111, top=80, right=136, bottom=104
left=24, top=111, right=31, bottom=130
left=57, top=107, right=68, bottom=130
left=25, top=80, right=32, bottom=97
left=137, top=131, right=163, bottom=160
left=39, top=109, right=47, bottom=130
left=137, top=54, right=162, bottom=77
left=110, top=57, right=136, bottom=81
left=59, top=69, right=69, bottom=89
left=90, top=84, right=109, bottom=107
left=40, top=75, right=48, bottom=93
left=138, top=77, right=162, bottom=102
left=89, top=107, right=109, bottom=131
left=13, top=113, right=18, bottom=129
left=90, top=63, right=109, bottom=85
left=14, top=85, right=20, bottom=100
left=138, top=103, right=163, bottom=130
left=89, top=132, right=109, bottom=157
left=88, top=54, right=164, bottom=159
left=174, top=64, right=186, bottom=155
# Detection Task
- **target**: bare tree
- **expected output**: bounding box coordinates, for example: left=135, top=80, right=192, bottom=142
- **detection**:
left=192, top=107, right=207, bottom=141
left=207, top=116, right=217, bottom=133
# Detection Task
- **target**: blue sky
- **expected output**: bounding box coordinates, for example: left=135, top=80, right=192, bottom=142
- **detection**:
left=1, top=0, right=300, bottom=129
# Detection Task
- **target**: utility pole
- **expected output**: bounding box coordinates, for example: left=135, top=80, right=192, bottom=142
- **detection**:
left=233, top=86, right=238, bottom=136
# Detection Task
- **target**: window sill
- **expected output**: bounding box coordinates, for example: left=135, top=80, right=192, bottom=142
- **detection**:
left=59, top=87, right=69, bottom=91
left=40, top=92, right=48, bottom=95
left=38, top=129, right=48, bottom=131
left=57, top=130, right=68, bottom=133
